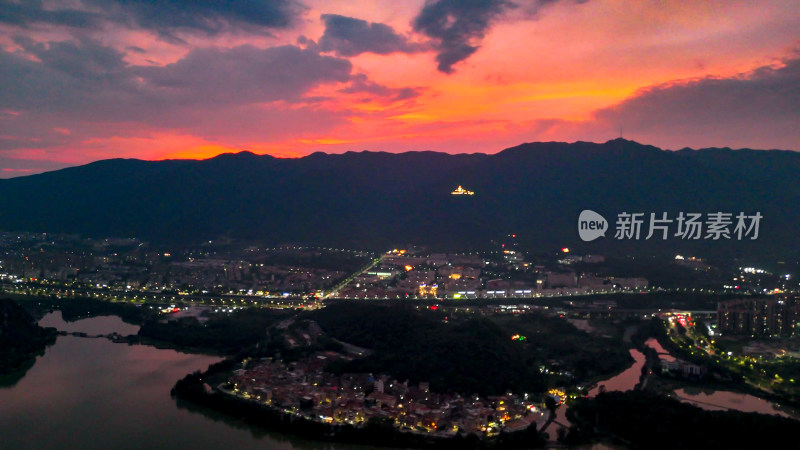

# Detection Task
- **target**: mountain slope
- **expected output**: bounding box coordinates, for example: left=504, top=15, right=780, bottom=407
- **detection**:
left=0, top=139, right=797, bottom=258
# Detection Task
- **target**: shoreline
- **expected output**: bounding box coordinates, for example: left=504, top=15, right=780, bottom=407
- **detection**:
left=170, top=363, right=546, bottom=449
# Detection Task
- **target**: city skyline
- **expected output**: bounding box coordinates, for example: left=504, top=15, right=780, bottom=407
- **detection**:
left=1, top=0, right=799, bottom=176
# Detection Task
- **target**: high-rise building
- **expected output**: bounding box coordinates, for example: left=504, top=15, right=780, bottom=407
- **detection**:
left=717, top=296, right=800, bottom=336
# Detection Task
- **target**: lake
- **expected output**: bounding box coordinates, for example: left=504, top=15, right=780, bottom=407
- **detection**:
left=38, top=310, right=142, bottom=335
left=0, top=313, right=367, bottom=450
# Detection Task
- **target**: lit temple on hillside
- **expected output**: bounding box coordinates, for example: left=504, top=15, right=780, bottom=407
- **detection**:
left=451, top=185, right=474, bottom=195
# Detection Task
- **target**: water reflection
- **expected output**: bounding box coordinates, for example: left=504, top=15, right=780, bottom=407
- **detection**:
left=551, top=349, right=646, bottom=432
left=589, top=349, right=645, bottom=396
left=644, top=338, right=675, bottom=362
left=0, top=314, right=368, bottom=450
left=39, top=310, right=141, bottom=335
left=674, top=388, right=798, bottom=419
left=642, top=337, right=797, bottom=420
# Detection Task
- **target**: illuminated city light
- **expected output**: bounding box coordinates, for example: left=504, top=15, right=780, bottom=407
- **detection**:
left=450, top=185, right=474, bottom=195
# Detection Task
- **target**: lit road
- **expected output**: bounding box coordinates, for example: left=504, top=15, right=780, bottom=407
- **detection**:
left=323, top=252, right=387, bottom=299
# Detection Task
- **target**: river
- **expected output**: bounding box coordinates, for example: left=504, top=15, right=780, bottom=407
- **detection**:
left=643, top=337, right=675, bottom=361
left=6, top=314, right=794, bottom=449
left=673, top=388, right=798, bottom=419
left=0, top=313, right=367, bottom=450
left=543, top=336, right=800, bottom=446
left=549, top=349, right=647, bottom=436
left=588, top=350, right=646, bottom=397
left=641, top=336, right=796, bottom=419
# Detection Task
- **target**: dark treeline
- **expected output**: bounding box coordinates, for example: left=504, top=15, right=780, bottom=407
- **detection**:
left=305, top=303, right=631, bottom=396
left=565, top=391, right=800, bottom=449
left=0, top=298, right=58, bottom=376
left=138, top=308, right=293, bottom=354
left=32, top=297, right=151, bottom=324
left=490, top=314, right=632, bottom=382
left=307, top=302, right=545, bottom=395
left=20, top=296, right=294, bottom=355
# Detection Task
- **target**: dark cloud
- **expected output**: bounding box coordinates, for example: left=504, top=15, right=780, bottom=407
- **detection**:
left=0, top=0, right=301, bottom=38
left=412, top=0, right=514, bottom=74
left=512, top=0, right=563, bottom=18
left=0, top=39, right=353, bottom=112
left=594, top=56, right=800, bottom=150
left=135, top=45, right=353, bottom=105
left=13, top=35, right=129, bottom=80
left=0, top=0, right=101, bottom=29
left=318, top=14, right=425, bottom=57
left=95, top=0, right=302, bottom=40
left=0, top=38, right=135, bottom=115
left=411, top=0, right=581, bottom=74
left=339, top=74, right=422, bottom=102
left=0, top=38, right=420, bottom=157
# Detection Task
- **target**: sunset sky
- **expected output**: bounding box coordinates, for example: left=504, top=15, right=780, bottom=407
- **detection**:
left=1, top=0, right=799, bottom=176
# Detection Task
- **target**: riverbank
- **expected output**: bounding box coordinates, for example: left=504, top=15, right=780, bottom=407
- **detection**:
left=641, top=323, right=800, bottom=413
left=645, top=375, right=800, bottom=419
left=541, top=347, right=647, bottom=442
left=33, top=303, right=281, bottom=357
left=3, top=311, right=374, bottom=450
left=564, top=390, right=800, bottom=449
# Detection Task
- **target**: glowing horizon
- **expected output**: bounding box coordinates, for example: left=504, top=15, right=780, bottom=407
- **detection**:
left=1, top=0, right=798, bottom=176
